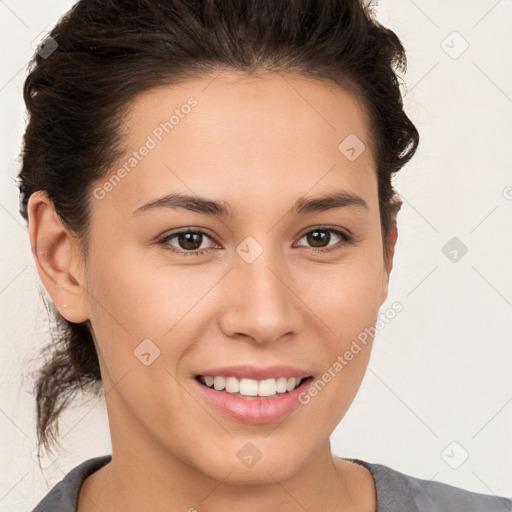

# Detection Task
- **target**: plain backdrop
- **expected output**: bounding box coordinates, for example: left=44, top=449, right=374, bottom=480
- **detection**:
left=1, top=0, right=511, bottom=510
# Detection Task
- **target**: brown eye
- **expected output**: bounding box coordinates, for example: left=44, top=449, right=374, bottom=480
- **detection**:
left=305, top=230, right=330, bottom=248
left=174, top=232, right=204, bottom=251
left=159, top=230, right=217, bottom=256
left=296, top=228, right=352, bottom=252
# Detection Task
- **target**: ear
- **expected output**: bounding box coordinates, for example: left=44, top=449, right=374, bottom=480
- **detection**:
left=27, top=190, right=90, bottom=323
left=380, top=202, right=400, bottom=305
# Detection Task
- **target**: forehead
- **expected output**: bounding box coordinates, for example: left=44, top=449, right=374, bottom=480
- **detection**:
left=95, top=70, right=378, bottom=218
left=123, top=70, right=373, bottom=154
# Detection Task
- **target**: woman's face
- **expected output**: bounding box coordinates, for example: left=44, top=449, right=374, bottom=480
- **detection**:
left=66, top=72, right=395, bottom=481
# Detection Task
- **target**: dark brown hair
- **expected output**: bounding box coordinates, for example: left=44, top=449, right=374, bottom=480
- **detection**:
left=17, top=0, right=419, bottom=454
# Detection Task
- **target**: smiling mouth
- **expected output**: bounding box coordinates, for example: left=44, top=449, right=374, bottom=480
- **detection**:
left=195, top=375, right=313, bottom=399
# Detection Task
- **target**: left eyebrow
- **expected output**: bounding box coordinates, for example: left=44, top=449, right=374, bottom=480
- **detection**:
left=290, top=190, right=369, bottom=215
left=132, top=190, right=369, bottom=217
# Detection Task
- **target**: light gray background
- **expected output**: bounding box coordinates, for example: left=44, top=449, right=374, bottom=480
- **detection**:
left=1, top=1, right=511, bottom=510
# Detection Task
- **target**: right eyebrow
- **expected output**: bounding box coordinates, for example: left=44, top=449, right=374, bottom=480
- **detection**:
left=132, top=193, right=233, bottom=217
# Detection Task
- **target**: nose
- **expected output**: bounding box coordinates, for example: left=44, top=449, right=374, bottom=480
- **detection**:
left=219, top=245, right=304, bottom=346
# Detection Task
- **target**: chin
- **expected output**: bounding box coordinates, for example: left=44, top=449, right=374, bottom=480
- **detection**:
left=183, top=439, right=308, bottom=484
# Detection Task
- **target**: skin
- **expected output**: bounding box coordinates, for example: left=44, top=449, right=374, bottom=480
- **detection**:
left=28, top=70, right=399, bottom=512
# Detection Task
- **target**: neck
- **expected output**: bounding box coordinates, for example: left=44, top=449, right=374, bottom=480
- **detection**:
left=78, top=445, right=374, bottom=512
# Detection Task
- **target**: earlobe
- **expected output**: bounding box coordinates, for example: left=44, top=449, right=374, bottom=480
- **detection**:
left=27, top=190, right=90, bottom=323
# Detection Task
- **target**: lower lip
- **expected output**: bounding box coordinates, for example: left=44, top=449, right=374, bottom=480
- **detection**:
left=193, top=377, right=313, bottom=424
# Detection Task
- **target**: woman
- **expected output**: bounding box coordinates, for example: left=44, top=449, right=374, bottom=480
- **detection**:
left=18, top=0, right=510, bottom=511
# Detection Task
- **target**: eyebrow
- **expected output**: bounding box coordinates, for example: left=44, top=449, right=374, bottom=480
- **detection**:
left=132, top=190, right=369, bottom=217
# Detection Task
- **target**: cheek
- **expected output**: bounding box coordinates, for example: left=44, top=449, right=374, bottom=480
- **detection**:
left=300, top=253, right=384, bottom=336
left=296, top=262, right=382, bottom=429
left=83, top=247, right=193, bottom=419
left=84, top=239, right=224, bottom=386
left=86, top=239, right=197, bottom=336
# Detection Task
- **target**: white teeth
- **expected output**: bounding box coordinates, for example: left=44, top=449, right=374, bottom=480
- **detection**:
left=258, top=378, right=276, bottom=397
left=213, top=376, right=225, bottom=390
left=286, top=377, right=297, bottom=392
left=276, top=376, right=288, bottom=393
left=239, top=378, right=258, bottom=396
left=225, top=377, right=240, bottom=393
left=199, top=375, right=305, bottom=397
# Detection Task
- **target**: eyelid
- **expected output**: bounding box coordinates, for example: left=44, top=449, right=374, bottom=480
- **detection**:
left=158, top=225, right=354, bottom=256
left=158, top=228, right=220, bottom=256
left=294, top=226, right=353, bottom=252
left=296, top=224, right=353, bottom=240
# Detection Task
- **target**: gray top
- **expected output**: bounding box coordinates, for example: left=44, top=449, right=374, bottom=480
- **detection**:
left=31, top=455, right=512, bottom=511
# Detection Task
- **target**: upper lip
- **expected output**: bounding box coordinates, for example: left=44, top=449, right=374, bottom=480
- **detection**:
left=195, top=364, right=312, bottom=381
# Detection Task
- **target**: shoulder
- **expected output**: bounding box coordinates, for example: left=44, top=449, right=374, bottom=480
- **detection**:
left=350, top=459, right=511, bottom=512
left=31, top=455, right=112, bottom=512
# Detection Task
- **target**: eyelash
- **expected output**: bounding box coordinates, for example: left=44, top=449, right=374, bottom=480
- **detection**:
left=157, top=226, right=354, bottom=257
